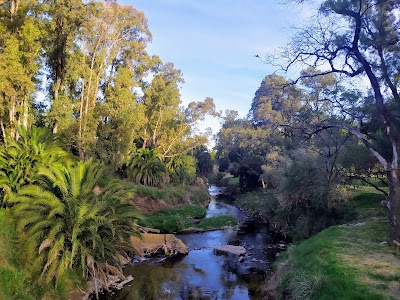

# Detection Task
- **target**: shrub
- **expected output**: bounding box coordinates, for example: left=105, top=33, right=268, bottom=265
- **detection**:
left=126, top=148, right=169, bottom=186
left=9, top=161, right=141, bottom=291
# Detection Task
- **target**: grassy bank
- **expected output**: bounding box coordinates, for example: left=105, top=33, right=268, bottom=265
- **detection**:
left=138, top=204, right=237, bottom=233
left=132, top=183, right=209, bottom=204
left=271, top=192, right=400, bottom=300
left=0, top=209, right=81, bottom=300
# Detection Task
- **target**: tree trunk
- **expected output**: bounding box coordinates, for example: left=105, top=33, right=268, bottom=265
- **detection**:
left=52, top=78, right=62, bottom=134
left=22, top=97, right=29, bottom=128
left=9, top=96, right=16, bottom=140
left=386, top=169, right=400, bottom=243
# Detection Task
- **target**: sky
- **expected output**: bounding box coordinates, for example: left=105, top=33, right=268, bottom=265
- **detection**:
left=123, top=0, right=319, bottom=141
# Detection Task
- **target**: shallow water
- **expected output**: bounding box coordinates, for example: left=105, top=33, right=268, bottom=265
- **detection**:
left=100, top=186, right=278, bottom=300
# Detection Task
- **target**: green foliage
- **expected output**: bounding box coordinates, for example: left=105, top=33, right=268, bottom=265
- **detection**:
left=196, top=215, right=237, bottom=229
left=9, top=161, right=141, bottom=288
left=235, top=191, right=279, bottom=219
left=0, top=126, right=70, bottom=207
left=0, top=1, right=42, bottom=135
left=156, top=205, right=206, bottom=218
left=139, top=206, right=236, bottom=233
left=236, top=184, right=355, bottom=240
left=166, top=154, right=196, bottom=185
left=185, top=185, right=210, bottom=205
left=194, top=145, right=214, bottom=177
left=250, top=74, right=302, bottom=127
left=138, top=205, right=205, bottom=233
left=140, top=63, right=215, bottom=159
left=0, top=208, right=78, bottom=300
left=127, top=148, right=169, bottom=186
left=95, top=66, right=146, bottom=168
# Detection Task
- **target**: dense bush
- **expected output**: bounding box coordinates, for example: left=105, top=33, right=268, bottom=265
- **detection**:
left=126, top=148, right=169, bottom=186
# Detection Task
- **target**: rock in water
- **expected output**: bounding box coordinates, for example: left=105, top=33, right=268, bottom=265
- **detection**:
left=209, top=245, right=246, bottom=255
left=131, top=233, right=189, bottom=256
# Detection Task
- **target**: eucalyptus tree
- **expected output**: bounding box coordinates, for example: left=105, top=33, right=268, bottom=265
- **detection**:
left=216, top=111, right=271, bottom=189
left=46, top=1, right=154, bottom=160
left=43, top=0, right=90, bottom=134
left=276, top=0, right=400, bottom=243
left=141, top=62, right=217, bottom=157
left=249, top=74, right=302, bottom=129
left=0, top=0, right=42, bottom=139
left=96, top=66, right=147, bottom=169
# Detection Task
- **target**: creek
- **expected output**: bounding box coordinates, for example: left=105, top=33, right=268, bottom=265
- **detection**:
left=99, top=185, right=284, bottom=300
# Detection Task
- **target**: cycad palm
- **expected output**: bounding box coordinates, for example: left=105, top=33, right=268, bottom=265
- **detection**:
left=126, top=148, right=169, bottom=186
left=0, top=126, right=70, bottom=207
left=9, top=161, right=141, bottom=289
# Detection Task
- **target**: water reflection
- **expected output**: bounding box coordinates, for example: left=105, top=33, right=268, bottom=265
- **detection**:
left=99, top=186, right=273, bottom=300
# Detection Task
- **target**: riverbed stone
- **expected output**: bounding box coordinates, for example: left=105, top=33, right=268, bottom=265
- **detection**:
left=131, top=233, right=189, bottom=256
left=209, top=245, right=246, bottom=255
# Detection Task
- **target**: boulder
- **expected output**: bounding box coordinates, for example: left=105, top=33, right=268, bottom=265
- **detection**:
left=131, top=233, right=189, bottom=256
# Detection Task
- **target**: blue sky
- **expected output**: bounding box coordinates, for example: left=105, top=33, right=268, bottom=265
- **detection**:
left=124, top=0, right=318, bottom=138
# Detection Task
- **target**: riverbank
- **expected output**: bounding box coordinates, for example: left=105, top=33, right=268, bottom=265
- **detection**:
left=0, top=183, right=211, bottom=300
left=265, top=192, right=400, bottom=299
left=129, top=184, right=210, bottom=214
left=138, top=204, right=238, bottom=233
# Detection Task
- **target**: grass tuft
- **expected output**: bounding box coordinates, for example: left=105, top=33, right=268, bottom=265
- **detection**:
left=196, top=215, right=237, bottom=230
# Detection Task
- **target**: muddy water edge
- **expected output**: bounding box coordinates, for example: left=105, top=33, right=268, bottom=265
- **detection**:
left=98, top=185, right=287, bottom=300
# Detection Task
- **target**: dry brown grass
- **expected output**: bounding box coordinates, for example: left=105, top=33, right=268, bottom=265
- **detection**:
left=337, top=220, right=400, bottom=300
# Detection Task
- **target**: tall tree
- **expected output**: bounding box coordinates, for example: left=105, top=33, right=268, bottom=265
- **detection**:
left=48, top=1, right=153, bottom=160
left=141, top=62, right=216, bottom=157
left=277, top=0, right=400, bottom=243
left=0, top=0, right=41, bottom=139
left=249, top=74, right=302, bottom=128
left=43, top=0, right=89, bottom=134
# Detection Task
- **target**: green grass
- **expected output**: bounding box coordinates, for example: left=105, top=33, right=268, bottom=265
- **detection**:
left=138, top=214, right=192, bottom=233
left=274, top=191, right=400, bottom=300
left=276, top=221, right=398, bottom=300
left=131, top=183, right=209, bottom=206
left=138, top=205, right=237, bottom=233
left=196, top=215, right=237, bottom=229
left=350, top=192, right=386, bottom=219
left=138, top=205, right=206, bottom=233
left=155, top=205, right=207, bottom=218
left=0, top=209, right=32, bottom=300
left=0, top=209, right=83, bottom=300
left=351, top=192, right=385, bottom=208
left=132, top=183, right=186, bottom=200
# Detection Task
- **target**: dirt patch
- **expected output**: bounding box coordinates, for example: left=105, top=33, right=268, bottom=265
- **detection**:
left=262, top=263, right=289, bottom=300
left=263, top=272, right=279, bottom=299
